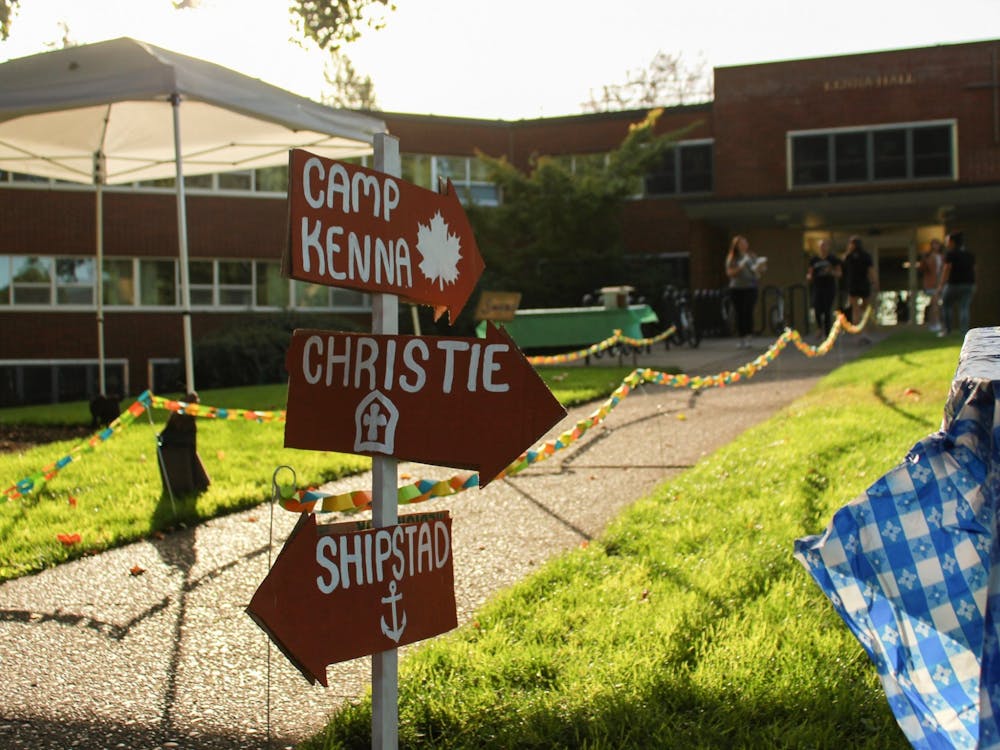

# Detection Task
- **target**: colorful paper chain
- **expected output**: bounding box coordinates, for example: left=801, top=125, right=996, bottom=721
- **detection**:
left=3, top=390, right=286, bottom=501
left=3, top=391, right=154, bottom=501
left=525, top=326, right=677, bottom=366
left=281, top=309, right=872, bottom=514
left=3, top=309, right=871, bottom=505
left=149, top=395, right=286, bottom=423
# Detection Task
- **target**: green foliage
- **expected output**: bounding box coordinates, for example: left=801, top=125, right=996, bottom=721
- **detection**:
left=290, top=0, right=396, bottom=51
left=466, top=110, right=696, bottom=309
left=0, top=0, right=17, bottom=40
left=305, top=332, right=960, bottom=748
left=192, top=312, right=366, bottom=389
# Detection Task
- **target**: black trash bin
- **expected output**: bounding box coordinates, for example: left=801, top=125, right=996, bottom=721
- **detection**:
left=157, top=393, right=210, bottom=496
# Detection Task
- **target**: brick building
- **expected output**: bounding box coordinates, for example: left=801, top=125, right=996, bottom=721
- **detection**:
left=2, top=38, right=998, bottom=405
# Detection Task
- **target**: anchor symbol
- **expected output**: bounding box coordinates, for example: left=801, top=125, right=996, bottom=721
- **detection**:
left=380, top=580, right=407, bottom=643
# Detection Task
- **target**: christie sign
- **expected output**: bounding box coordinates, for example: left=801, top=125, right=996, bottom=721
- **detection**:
left=283, top=148, right=485, bottom=322
left=283, top=324, right=566, bottom=485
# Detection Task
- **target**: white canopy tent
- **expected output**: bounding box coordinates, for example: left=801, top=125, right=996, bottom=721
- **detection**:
left=0, top=37, right=386, bottom=394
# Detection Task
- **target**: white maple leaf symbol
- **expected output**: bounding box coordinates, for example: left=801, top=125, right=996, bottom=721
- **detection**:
left=416, top=211, right=462, bottom=290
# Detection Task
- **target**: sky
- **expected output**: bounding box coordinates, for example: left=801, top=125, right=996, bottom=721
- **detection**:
left=1, top=0, right=998, bottom=120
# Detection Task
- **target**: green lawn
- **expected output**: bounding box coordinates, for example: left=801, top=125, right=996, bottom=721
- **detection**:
left=0, top=367, right=635, bottom=581
left=301, top=331, right=962, bottom=749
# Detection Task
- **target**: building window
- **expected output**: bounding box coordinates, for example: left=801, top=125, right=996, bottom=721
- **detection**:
left=255, top=261, right=288, bottom=308
left=254, top=165, right=288, bottom=193
left=0, top=360, right=128, bottom=407
left=293, top=280, right=330, bottom=308
left=103, top=259, right=135, bottom=306
left=292, top=279, right=371, bottom=311
left=914, top=126, right=952, bottom=177
left=398, top=153, right=498, bottom=206
left=12, top=256, right=53, bottom=304
left=55, top=258, right=95, bottom=305
left=218, top=261, right=253, bottom=306
left=189, top=260, right=215, bottom=306
left=789, top=121, right=955, bottom=188
left=401, top=154, right=432, bottom=187
left=218, top=170, right=253, bottom=191
left=873, top=129, right=908, bottom=180
left=0, top=257, right=9, bottom=304
left=184, top=173, right=213, bottom=190
left=679, top=144, right=713, bottom=192
left=331, top=287, right=368, bottom=308
left=791, top=135, right=829, bottom=185
left=644, top=141, right=714, bottom=196
left=139, top=259, right=177, bottom=306
left=0, top=252, right=370, bottom=312
left=833, top=132, right=867, bottom=182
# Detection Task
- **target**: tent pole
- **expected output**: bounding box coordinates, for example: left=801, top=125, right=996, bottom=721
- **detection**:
left=170, top=93, right=196, bottom=394
left=95, top=178, right=106, bottom=396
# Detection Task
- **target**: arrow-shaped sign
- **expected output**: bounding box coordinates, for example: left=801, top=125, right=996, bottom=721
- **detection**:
left=283, top=323, right=567, bottom=485
left=247, top=512, right=457, bottom=685
left=284, top=148, right=485, bottom=323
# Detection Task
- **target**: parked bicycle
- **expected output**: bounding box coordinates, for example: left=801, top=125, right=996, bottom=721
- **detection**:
left=662, top=286, right=701, bottom=348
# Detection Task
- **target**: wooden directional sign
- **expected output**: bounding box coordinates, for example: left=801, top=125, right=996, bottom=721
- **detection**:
left=247, top=512, right=457, bottom=686
left=474, top=290, right=522, bottom=322
left=284, top=148, right=485, bottom=323
left=283, top=323, right=567, bottom=485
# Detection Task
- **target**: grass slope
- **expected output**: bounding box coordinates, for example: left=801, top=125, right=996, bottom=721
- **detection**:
left=0, top=368, right=633, bottom=581
left=303, top=332, right=960, bottom=749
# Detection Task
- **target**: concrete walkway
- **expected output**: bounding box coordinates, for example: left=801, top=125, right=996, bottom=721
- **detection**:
left=0, top=329, right=884, bottom=750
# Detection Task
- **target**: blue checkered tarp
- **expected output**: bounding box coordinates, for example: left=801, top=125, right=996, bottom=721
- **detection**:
left=795, top=374, right=1000, bottom=749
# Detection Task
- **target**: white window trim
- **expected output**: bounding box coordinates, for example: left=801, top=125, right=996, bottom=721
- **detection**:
left=786, top=119, right=958, bottom=190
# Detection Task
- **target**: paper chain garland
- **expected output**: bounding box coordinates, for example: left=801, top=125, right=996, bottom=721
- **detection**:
left=3, top=391, right=286, bottom=500
left=525, top=326, right=677, bottom=366
left=148, top=395, right=286, bottom=423
left=3, top=391, right=154, bottom=501
left=282, top=308, right=873, bottom=514
left=2, top=308, right=871, bottom=505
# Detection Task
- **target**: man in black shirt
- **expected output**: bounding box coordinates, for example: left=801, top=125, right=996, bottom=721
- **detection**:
left=933, top=230, right=976, bottom=337
left=841, top=235, right=878, bottom=328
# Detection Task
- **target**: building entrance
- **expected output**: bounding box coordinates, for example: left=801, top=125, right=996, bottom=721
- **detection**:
left=823, top=226, right=945, bottom=326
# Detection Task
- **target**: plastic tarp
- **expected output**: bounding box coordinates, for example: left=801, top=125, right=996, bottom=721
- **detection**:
left=0, top=36, right=386, bottom=184
left=795, top=327, right=1000, bottom=749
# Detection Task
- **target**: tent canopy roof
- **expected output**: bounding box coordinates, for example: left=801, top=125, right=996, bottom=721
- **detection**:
left=0, top=37, right=386, bottom=185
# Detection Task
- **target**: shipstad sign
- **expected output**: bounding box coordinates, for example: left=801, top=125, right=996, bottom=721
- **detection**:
left=247, top=512, right=457, bottom=686
left=283, top=323, right=567, bottom=485
left=284, top=148, right=485, bottom=322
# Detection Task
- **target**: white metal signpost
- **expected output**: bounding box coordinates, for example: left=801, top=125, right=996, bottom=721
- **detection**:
left=371, top=133, right=402, bottom=750
left=249, top=134, right=565, bottom=750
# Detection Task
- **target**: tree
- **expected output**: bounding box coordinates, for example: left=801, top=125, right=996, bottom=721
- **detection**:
left=290, top=0, right=395, bottom=51
left=322, top=51, right=378, bottom=109
left=583, top=50, right=713, bottom=112
left=460, top=109, right=692, bottom=320
left=0, top=0, right=18, bottom=40
left=0, top=1, right=396, bottom=46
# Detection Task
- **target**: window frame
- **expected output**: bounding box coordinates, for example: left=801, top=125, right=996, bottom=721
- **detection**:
left=643, top=139, right=715, bottom=197
left=787, top=119, right=957, bottom=189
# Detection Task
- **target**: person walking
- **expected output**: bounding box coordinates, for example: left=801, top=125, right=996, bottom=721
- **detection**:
left=918, top=237, right=943, bottom=332
left=806, top=238, right=842, bottom=339
left=933, top=230, right=976, bottom=337
left=841, top=235, right=878, bottom=335
left=725, top=234, right=764, bottom=348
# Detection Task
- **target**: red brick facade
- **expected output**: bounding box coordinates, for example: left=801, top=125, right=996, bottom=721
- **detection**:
left=2, top=39, right=998, bottom=403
